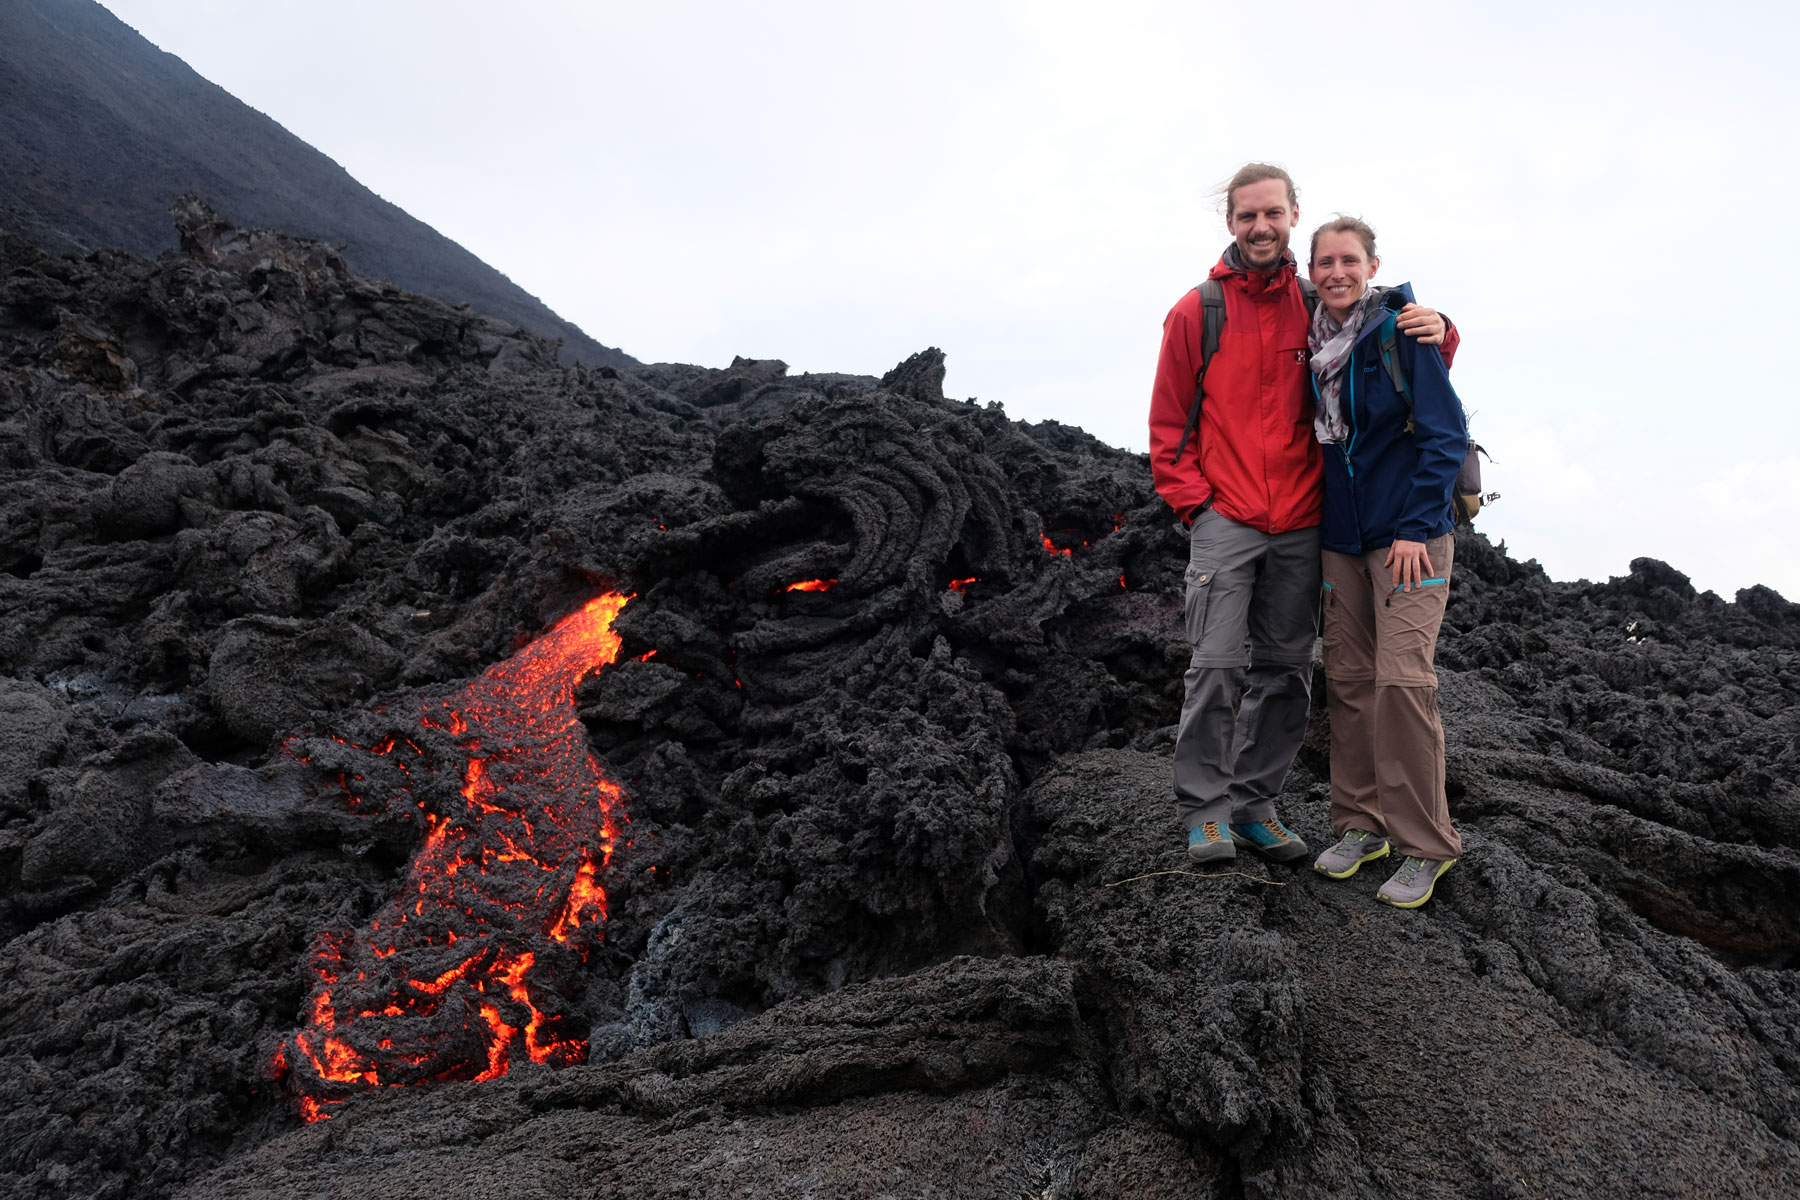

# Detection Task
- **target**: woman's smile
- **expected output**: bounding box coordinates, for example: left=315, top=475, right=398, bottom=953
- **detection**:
left=1309, top=229, right=1380, bottom=320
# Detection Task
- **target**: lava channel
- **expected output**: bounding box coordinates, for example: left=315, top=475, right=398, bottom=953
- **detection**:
left=280, top=594, right=632, bottom=1121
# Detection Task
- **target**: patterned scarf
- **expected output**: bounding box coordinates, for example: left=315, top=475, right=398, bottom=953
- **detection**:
left=1308, top=286, right=1388, bottom=444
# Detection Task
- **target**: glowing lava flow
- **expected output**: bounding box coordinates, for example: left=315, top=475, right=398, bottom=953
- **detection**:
left=281, top=594, right=633, bottom=1120
left=785, top=578, right=837, bottom=592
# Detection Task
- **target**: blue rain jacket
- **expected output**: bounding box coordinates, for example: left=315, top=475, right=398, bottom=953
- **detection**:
left=1314, top=283, right=1468, bottom=555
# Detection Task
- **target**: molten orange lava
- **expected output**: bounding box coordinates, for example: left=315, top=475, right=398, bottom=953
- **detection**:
left=548, top=856, right=608, bottom=942
left=785, top=578, right=837, bottom=592
left=948, top=577, right=980, bottom=593
left=282, top=594, right=633, bottom=1120
left=1041, top=535, right=1073, bottom=558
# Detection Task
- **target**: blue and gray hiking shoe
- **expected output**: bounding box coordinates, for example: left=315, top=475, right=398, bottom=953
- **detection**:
left=1313, top=829, right=1391, bottom=879
left=1186, top=821, right=1236, bottom=864
left=1227, top=817, right=1309, bottom=863
left=1376, top=856, right=1457, bottom=908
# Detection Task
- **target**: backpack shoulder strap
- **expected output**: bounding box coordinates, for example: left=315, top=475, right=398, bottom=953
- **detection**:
left=1297, top=276, right=1319, bottom=319
left=1198, top=278, right=1225, bottom=363
left=1377, top=311, right=1415, bottom=434
left=1171, top=280, right=1226, bottom=464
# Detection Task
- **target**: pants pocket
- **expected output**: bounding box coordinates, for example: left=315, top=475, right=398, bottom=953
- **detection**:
left=1320, top=582, right=1347, bottom=668
left=1319, top=562, right=1370, bottom=680
left=1183, top=563, right=1216, bottom=647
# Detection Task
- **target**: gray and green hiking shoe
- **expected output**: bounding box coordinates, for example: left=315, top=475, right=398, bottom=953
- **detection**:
left=1313, top=829, right=1391, bottom=879
left=1227, top=817, right=1309, bottom=863
left=1186, top=821, right=1236, bottom=864
left=1376, top=856, right=1457, bottom=908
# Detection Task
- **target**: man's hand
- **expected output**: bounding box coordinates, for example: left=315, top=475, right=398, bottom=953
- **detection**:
left=1395, top=304, right=1446, bottom=345
left=1386, top=539, right=1433, bottom=590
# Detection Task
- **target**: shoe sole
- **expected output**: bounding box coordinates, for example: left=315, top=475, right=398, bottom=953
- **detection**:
left=1377, top=858, right=1457, bottom=909
left=1186, top=840, right=1237, bottom=864
left=1315, top=841, right=1390, bottom=880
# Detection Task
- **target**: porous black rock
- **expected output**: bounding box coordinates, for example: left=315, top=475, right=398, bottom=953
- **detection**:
left=1, top=208, right=1797, bottom=1199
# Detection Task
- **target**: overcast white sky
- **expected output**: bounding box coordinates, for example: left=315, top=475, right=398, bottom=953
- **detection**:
left=101, top=0, right=1800, bottom=600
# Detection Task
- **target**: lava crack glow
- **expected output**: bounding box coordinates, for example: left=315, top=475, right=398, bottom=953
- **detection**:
left=280, top=594, right=633, bottom=1120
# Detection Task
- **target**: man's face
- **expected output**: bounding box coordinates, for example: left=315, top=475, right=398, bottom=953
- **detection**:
left=1226, top=178, right=1298, bottom=270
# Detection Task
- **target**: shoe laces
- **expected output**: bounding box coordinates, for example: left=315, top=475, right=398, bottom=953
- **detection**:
left=1202, top=821, right=1222, bottom=841
left=1338, top=829, right=1372, bottom=847
left=1259, top=819, right=1288, bottom=841
left=1395, top=856, right=1430, bottom=883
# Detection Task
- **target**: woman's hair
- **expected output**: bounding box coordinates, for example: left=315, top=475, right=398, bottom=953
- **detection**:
left=1217, top=163, right=1297, bottom=216
left=1309, top=215, right=1378, bottom=264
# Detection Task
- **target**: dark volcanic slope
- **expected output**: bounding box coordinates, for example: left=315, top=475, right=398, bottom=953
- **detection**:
left=0, top=0, right=631, bottom=369
left=2, top=210, right=1799, bottom=1200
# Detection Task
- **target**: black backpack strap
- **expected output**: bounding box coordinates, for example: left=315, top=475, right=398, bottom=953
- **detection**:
left=1171, top=279, right=1225, bottom=464
left=1298, top=276, right=1319, bottom=319
left=1376, top=310, right=1415, bottom=434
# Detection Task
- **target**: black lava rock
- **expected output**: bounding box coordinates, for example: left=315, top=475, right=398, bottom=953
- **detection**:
left=0, top=207, right=1796, bottom=1200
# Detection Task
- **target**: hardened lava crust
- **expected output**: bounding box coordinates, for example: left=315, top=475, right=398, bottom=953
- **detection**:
left=1, top=201, right=1797, bottom=1199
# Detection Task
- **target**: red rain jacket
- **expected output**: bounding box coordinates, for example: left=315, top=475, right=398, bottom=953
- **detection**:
left=1147, top=249, right=1459, bottom=534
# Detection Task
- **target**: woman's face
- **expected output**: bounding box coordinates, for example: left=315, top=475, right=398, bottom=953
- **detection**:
left=1309, top=230, right=1379, bottom=319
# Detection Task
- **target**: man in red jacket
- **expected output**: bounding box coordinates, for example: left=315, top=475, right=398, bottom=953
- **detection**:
left=1149, top=163, right=1455, bottom=865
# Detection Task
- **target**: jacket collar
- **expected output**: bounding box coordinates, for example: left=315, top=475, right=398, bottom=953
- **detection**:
left=1210, top=244, right=1298, bottom=296
left=1349, top=281, right=1418, bottom=348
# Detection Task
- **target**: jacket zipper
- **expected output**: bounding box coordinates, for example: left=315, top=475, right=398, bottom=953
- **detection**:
left=1312, top=365, right=1366, bottom=548
left=1342, top=363, right=1364, bottom=543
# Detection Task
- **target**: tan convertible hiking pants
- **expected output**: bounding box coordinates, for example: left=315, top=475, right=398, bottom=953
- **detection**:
left=1320, top=533, right=1462, bottom=861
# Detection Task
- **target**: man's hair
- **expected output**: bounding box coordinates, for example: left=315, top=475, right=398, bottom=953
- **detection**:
left=1309, top=215, right=1378, bottom=264
left=1219, top=163, right=1298, bottom=217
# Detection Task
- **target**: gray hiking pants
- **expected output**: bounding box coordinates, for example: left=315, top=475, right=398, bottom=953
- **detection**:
left=1173, top=508, right=1320, bottom=831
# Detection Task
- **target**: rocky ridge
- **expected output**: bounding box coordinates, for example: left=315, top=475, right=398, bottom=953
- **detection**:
left=1, top=204, right=1797, bottom=1199
left=0, top=0, right=631, bottom=368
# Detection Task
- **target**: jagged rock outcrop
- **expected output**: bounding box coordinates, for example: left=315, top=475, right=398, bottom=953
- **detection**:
left=1, top=209, right=1797, bottom=1199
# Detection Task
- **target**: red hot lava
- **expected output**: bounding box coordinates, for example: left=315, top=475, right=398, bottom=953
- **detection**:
left=785, top=578, right=837, bottom=592
left=281, top=594, right=633, bottom=1120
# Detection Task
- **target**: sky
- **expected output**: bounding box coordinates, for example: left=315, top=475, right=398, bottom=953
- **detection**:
left=99, top=0, right=1800, bottom=600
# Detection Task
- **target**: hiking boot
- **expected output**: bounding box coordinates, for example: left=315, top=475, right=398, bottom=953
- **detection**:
left=1227, top=817, right=1309, bottom=863
left=1313, top=829, right=1391, bottom=879
left=1376, top=856, right=1458, bottom=909
left=1186, top=821, right=1236, bottom=864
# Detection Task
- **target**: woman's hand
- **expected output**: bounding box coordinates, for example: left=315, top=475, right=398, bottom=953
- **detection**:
left=1386, top=539, right=1433, bottom=590
left=1395, top=304, right=1445, bottom=344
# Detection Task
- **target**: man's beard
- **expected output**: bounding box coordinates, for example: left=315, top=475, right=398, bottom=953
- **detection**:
left=1243, top=238, right=1283, bottom=265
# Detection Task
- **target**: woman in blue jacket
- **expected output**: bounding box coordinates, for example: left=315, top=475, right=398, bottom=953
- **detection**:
left=1305, top=216, right=1467, bottom=908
